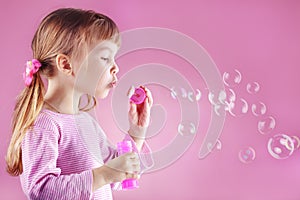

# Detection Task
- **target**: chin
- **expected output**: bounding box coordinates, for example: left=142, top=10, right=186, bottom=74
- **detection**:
left=96, top=89, right=109, bottom=99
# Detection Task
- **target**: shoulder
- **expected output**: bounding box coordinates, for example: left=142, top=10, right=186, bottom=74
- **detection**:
left=22, top=111, right=61, bottom=145
left=28, top=110, right=62, bottom=138
left=33, top=110, right=60, bottom=130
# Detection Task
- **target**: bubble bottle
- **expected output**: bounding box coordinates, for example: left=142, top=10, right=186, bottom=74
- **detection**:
left=117, top=141, right=139, bottom=190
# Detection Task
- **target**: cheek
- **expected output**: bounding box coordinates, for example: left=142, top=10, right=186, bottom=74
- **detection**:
left=89, top=64, right=108, bottom=87
left=97, top=73, right=110, bottom=89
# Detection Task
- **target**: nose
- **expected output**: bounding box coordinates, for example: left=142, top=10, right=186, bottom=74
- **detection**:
left=111, top=63, right=119, bottom=75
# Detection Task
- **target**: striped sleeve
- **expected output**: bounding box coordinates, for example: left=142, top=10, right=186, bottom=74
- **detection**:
left=21, top=120, right=93, bottom=200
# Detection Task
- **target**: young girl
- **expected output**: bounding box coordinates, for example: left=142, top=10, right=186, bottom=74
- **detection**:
left=6, top=8, right=153, bottom=200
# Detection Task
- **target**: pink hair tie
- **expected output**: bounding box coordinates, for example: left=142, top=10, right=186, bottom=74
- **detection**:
left=23, top=59, right=42, bottom=87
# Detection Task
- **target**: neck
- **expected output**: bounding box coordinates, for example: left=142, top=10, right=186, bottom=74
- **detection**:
left=44, top=79, right=82, bottom=114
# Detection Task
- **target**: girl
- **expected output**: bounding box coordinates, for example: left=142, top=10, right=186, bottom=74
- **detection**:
left=6, top=8, right=153, bottom=200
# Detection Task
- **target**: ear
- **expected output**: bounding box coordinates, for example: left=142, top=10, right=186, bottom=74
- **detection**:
left=55, top=54, right=73, bottom=76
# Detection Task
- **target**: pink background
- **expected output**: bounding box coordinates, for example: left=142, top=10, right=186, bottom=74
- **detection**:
left=1, top=0, right=300, bottom=199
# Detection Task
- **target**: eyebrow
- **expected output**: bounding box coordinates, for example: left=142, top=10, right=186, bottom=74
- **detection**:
left=94, top=43, right=119, bottom=52
left=89, top=43, right=119, bottom=57
left=95, top=46, right=113, bottom=53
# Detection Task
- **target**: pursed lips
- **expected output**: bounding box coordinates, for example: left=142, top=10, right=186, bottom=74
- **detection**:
left=110, top=80, right=117, bottom=88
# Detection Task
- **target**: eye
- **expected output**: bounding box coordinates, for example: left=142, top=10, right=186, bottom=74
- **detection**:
left=101, top=57, right=110, bottom=62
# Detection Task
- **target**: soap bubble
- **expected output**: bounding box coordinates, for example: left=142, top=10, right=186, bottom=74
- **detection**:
left=286, top=135, right=300, bottom=150
left=292, top=136, right=300, bottom=149
left=181, top=88, right=187, bottom=98
left=213, top=103, right=227, bottom=117
left=170, top=87, right=178, bottom=99
left=216, top=139, right=222, bottom=150
left=178, top=121, right=196, bottom=136
left=209, top=89, right=235, bottom=105
left=195, top=89, right=202, bottom=101
left=187, top=90, right=201, bottom=103
left=207, top=142, right=213, bottom=152
left=187, top=91, right=194, bottom=102
left=246, top=82, right=260, bottom=94
left=208, top=89, right=235, bottom=117
left=251, top=102, right=267, bottom=117
left=206, top=140, right=222, bottom=152
left=238, top=147, right=256, bottom=164
left=228, top=98, right=248, bottom=117
left=183, top=88, right=203, bottom=102
left=208, top=91, right=219, bottom=105
left=258, top=116, right=276, bottom=135
left=267, top=134, right=294, bottom=159
left=208, top=91, right=229, bottom=116
left=171, top=87, right=202, bottom=103
left=218, top=88, right=236, bottom=105
left=218, top=90, right=226, bottom=104
left=223, top=69, right=242, bottom=87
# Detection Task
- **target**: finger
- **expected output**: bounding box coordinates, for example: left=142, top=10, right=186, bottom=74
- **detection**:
left=126, top=173, right=139, bottom=180
left=128, top=101, right=137, bottom=115
left=125, top=167, right=140, bottom=175
left=140, top=91, right=150, bottom=111
left=127, top=163, right=141, bottom=174
left=131, top=157, right=141, bottom=166
left=125, top=166, right=140, bottom=175
left=143, top=97, right=150, bottom=111
left=140, top=111, right=149, bottom=126
left=127, top=85, right=135, bottom=98
left=130, top=156, right=141, bottom=167
left=139, top=85, right=153, bottom=105
left=139, top=101, right=150, bottom=125
left=143, top=87, right=153, bottom=101
left=139, top=85, right=145, bottom=90
left=143, top=87, right=153, bottom=107
left=132, top=165, right=141, bottom=173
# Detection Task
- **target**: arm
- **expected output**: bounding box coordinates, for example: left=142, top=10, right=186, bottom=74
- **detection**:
left=21, top=124, right=135, bottom=199
left=92, top=166, right=111, bottom=192
left=128, top=129, right=145, bottom=151
left=127, top=86, right=154, bottom=170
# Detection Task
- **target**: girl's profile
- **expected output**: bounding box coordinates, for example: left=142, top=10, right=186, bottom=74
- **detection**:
left=6, top=7, right=153, bottom=200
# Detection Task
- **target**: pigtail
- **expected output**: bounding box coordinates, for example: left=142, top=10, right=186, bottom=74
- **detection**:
left=6, top=73, right=45, bottom=176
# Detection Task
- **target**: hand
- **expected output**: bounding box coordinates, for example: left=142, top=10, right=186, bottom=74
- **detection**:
left=104, top=152, right=141, bottom=183
left=92, top=153, right=140, bottom=192
left=128, top=86, right=153, bottom=140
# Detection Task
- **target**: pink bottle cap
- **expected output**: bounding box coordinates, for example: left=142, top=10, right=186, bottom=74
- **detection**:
left=122, top=178, right=139, bottom=190
left=130, top=87, right=146, bottom=104
left=117, top=141, right=133, bottom=155
left=117, top=141, right=132, bottom=150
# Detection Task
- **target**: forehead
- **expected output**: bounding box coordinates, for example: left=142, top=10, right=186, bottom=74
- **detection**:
left=90, top=40, right=119, bottom=55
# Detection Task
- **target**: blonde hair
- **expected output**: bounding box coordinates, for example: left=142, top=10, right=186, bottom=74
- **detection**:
left=6, top=8, right=120, bottom=176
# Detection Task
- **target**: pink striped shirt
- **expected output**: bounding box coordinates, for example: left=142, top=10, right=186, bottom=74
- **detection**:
left=20, top=109, right=153, bottom=200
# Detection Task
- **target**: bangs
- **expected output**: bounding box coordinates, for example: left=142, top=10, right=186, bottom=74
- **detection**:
left=86, top=13, right=121, bottom=48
